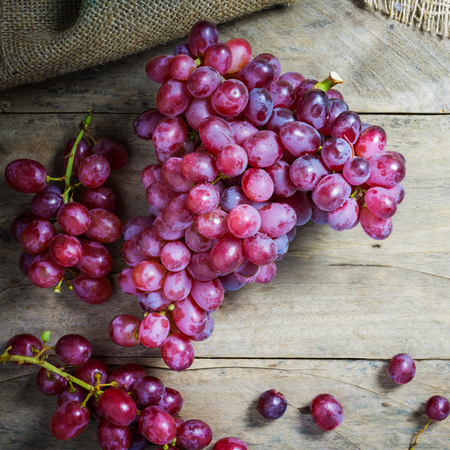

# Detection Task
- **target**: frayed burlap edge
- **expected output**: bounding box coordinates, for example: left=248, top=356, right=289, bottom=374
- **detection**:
left=365, top=0, right=449, bottom=36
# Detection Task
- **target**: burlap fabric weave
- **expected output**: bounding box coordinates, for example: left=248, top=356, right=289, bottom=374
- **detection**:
left=0, top=0, right=298, bottom=91
left=365, top=0, right=449, bottom=36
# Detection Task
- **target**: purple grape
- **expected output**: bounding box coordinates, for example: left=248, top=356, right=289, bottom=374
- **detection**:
left=178, top=419, right=213, bottom=450
left=132, top=376, right=165, bottom=407
left=82, top=186, right=118, bottom=213
left=58, top=384, right=87, bottom=407
left=11, top=211, right=38, bottom=242
left=343, top=156, right=371, bottom=185
left=134, top=108, right=165, bottom=140
left=85, top=208, right=122, bottom=243
left=31, top=190, right=64, bottom=219
left=296, top=89, right=329, bottom=130
left=108, top=364, right=147, bottom=391
left=331, top=111, right=361, bottom=145
left=327, top=198, right=359, bottom=231
left=257, top=389, right=287, bottom=420
left=188, top=20, right=219, bottom=56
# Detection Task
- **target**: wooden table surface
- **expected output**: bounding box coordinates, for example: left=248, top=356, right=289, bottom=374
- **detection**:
left=1, top=1, right=450, bottom=448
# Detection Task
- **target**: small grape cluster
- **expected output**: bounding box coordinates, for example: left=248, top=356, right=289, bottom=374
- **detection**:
left=256, top=354, right=449, bottom=449
left=1, top=332, right=249, bottom=450
left=5, top=112, right=125, bottom=304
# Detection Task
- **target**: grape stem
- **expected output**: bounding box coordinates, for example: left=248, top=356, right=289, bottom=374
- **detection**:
left=63, top=110, right=94, bottom=203
left=314, top=71, right=343, bottom=93
left=410, top=418, right=432, bottom=449
left=0, top=346, right=117, bottom=397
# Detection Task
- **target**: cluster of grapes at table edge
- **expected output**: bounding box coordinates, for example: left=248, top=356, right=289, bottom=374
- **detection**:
left=256, top=353, right=449, bottom=449
left=5, top=111, right=125, bottom=305
left=111, top=19, right=407, bottom=371
left=1, top=331, right=250, bottom=450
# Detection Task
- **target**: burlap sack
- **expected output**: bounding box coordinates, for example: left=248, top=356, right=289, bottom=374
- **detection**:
left=0, top=0, right=298, bottom=91
left=365, top=0, right=449, bottom=36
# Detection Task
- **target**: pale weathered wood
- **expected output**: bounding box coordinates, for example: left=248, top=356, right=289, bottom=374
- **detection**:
left=1, top=358, right=450, bottom=449
left=1, top=0, right=450, bottom=114
left=0, top=113, right=449, bottom=361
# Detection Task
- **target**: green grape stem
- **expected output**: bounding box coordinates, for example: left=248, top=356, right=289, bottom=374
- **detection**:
left=63, top=110, right=94, bottom=203
left=410, top=419, right=432, bottom=449
left=0, top=346, right=116, bottom=396
left=314, top=71, right=343, bottom=93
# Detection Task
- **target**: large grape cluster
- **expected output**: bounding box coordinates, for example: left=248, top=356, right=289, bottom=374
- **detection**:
left=114, top=20, right=407, bottom=371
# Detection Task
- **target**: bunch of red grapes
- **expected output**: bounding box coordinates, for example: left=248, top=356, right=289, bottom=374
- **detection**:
left=5, top=120, right=126, bottom=305
left=2, top=332, right=248, bottom=450
left=111, top=20, right=406, bottom=371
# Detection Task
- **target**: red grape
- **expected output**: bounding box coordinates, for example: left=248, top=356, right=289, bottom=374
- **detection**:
left=138, top=405, right=177, bottom=445
left=160, top=332, right=195, bottom=371
left=160, top=241, right=191, bottom=271
left=139, top=312, right=170, bottom=348
left=157, top=387, right=183, bottom=416
left=84, top=208, right=122, bottom=243
left=98, top=388, right=137, bottom=426
left=211, top=80, right=249, bottom=117
left=132, top=260, right=167, bottom=292
left=109, top=315, right=141, bottom=347
left=57, top=202, right=91, bottom=236
left=425, top=396, right=450, bottom=421
left=29, top=251, right=65, bottom=288
left=21, top=219, right=57, bottom=255
left=310, top=394, right=344, bottom=431
left=213, top=437, right=248, bottom=450
left=72, top=273, right=112, bottom=304
left=146, top=54, right=172, bottom=83
left=157, top=78, right=191, bottom=116
left=153, top=116, right=188, bottom=154
left=210, top=235, right=244, bottom=274
left=97, top=419, right=131, bottom=450
left=388, top=353, right=416, bottom=384
left=81, top=186, right=118, bottom=213
left=258, top=203, right=297, bottom=238
left=108, top=363, right=147, bottom=391
left=50, top=401, right=90, bottom=440
left=5, top=334, right=43, bottom=365
left=55, top=334, right=92, bottom=365
left=5, top=159, right=47, bottom=193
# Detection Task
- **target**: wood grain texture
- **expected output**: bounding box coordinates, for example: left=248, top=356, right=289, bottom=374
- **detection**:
left=1, top=0, right=450, bottom=114
left=1, top=358, right=449, bottom=449
left=0, top=113, right=449, bottom=361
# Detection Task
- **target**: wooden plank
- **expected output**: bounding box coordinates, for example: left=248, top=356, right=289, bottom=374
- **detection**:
left=0, top=113, right=449, bottom=361
left=1, top=358, right=449, bottom=449
left=1, top=0, right=450, bottom=114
